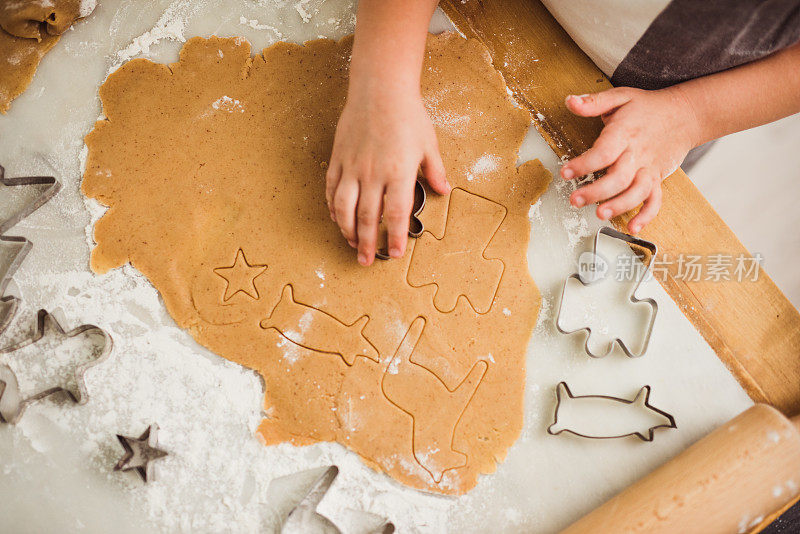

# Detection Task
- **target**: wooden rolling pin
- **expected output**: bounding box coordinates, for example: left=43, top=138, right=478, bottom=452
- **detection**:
left=562, top=404, right=800, bottom=533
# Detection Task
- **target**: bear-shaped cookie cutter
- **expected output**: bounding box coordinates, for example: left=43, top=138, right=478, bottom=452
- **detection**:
left=0, top=309, right=113, bottom=424
left=375, top=179, right=426, bottom=260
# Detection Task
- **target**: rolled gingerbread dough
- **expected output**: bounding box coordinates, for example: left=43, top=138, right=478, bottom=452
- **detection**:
left=0, top=0, right=89, bottom=114
left=82, top=33, right=551, bottom=495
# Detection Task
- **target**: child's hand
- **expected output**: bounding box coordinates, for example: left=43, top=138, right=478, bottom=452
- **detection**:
left=327, top=90, right=450, bottom=266
left=561, top=87, right=698, bottom=233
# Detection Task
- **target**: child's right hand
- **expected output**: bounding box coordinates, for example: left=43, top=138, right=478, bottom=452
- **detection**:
left=326, top=89, right=450, bottom=266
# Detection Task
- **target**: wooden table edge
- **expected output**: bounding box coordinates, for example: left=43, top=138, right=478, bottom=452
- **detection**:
left=440, top=0, right=800, bottom=417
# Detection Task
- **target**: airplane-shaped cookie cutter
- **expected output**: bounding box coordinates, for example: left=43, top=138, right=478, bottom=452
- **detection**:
left=555, top=226, right=659, bottom=358
left=0, top=164, right=61, bottom=336
left=376, top=180, right=426, bottom=260
left=280, top=465, right=395, bottom=534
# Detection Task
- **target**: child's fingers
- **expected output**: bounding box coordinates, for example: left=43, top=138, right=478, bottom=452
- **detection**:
left=355, top=183, right=384, bottom=266
left=627, top=186, right=662, bottom=234
left=561, top=128, right=625, bottom=179
left=384, top=180, right=415, bottom=258
left=570, top=150, right=635, bottom=207
left=596, top=168, right=654, bottom=220
left=333, top=178, right=360, bottom=248
left=565, top=88, right=633, bottom=118
left=420, top=146, right=450, bottom=195
left=325, top=162, right=343, bottom=222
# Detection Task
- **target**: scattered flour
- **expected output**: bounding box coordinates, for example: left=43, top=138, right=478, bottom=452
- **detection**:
left=79, top=0, right=97, bottom=17
left=109, top=0, right=206, bottom=74
left=427, top=108, right=470, bottom=136
left=553, top=170, right=592, bottom=250
left=276, top=333, right=302, bottom=364
left=294, top=0, right=313, bottom=23
left=211, top=95, right=245, bottom=113
left=239, top=15, right=284, bottom=39
left=466, top=153, right=499, bottom=181
left=528, top=198, right=543, bottom=222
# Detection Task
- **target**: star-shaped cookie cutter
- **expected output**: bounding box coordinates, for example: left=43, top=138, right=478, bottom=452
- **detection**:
left=376, top=179, right=426, bottom=260
left=0, top=164, right=61, bottom=235
left=555, top=226, right=659, bottom=358
left=0, top=309, right=113, bottom=424
left=0, top=236, right=31, bottom=336
left=114, top=424, right=169, bottom=482
left=0, top=164, right=61, bottom=336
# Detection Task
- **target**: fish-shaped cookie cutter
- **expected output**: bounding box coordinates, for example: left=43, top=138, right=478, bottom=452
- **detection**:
left=0, top=309, right=113, bottom=424
left=555, top=226, right=659, bottom=358
left=376, top=179, right=426, bottom=260
left=547, top=381, right=676, bottom=441
left=0, top=164, right=61, bottom=336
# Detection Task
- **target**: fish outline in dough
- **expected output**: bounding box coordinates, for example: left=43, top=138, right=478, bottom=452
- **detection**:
left=547, top=381, right=676, bottom=441
left=407, top=188, right=507, bottom=315
left=381, top=316, right=488, bottom=483
left=0, top=309, right=113, bottom=424
left=260, top=284, right=379, bottom=366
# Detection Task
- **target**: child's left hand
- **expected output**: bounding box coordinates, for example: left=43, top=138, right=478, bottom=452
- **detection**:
left=561, top=87, right=699, bottom=233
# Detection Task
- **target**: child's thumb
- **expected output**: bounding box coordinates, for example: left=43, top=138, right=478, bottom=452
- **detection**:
left=565, top=88, right=632, bottom=117
left=420, top=148, right=450, bottom=196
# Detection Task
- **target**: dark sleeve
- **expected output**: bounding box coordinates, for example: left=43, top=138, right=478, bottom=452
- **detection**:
left=611, top=0, right=800, bottom=90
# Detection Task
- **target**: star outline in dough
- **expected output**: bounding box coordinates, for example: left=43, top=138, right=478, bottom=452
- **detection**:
left=213, top=249, right=267, bottom=302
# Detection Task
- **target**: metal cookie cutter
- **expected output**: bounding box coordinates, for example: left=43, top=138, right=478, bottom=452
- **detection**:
left=279, top=465, right=395, bottom=534
left=0, top=236, right=31, bottom=336
left=114, top=424, right=168, bottom=482
left=0, top=309, right=113, bottom=424
left=555, top=226, right=658, bottom=358
left=0, top=164, right=61, bottom=335
left=547, top=381, right=676, bottom=442
left=376, top=179, right=426, bottom=260
left=0, top=164, right=61, bottom=235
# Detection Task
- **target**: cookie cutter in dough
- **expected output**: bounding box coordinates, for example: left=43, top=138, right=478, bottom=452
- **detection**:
left=281, top=465, right=395, bottom=534
left=114, top=424, right=168, bottom=482
left=0, top=164, right=61, bottom=335
left=375, top=179, right=426, bottom=260
left=555, top=226, right=658, bottom=358
left=0, top=309, right=113, bottom=424
left=547, top=381, right=676, bottom=441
